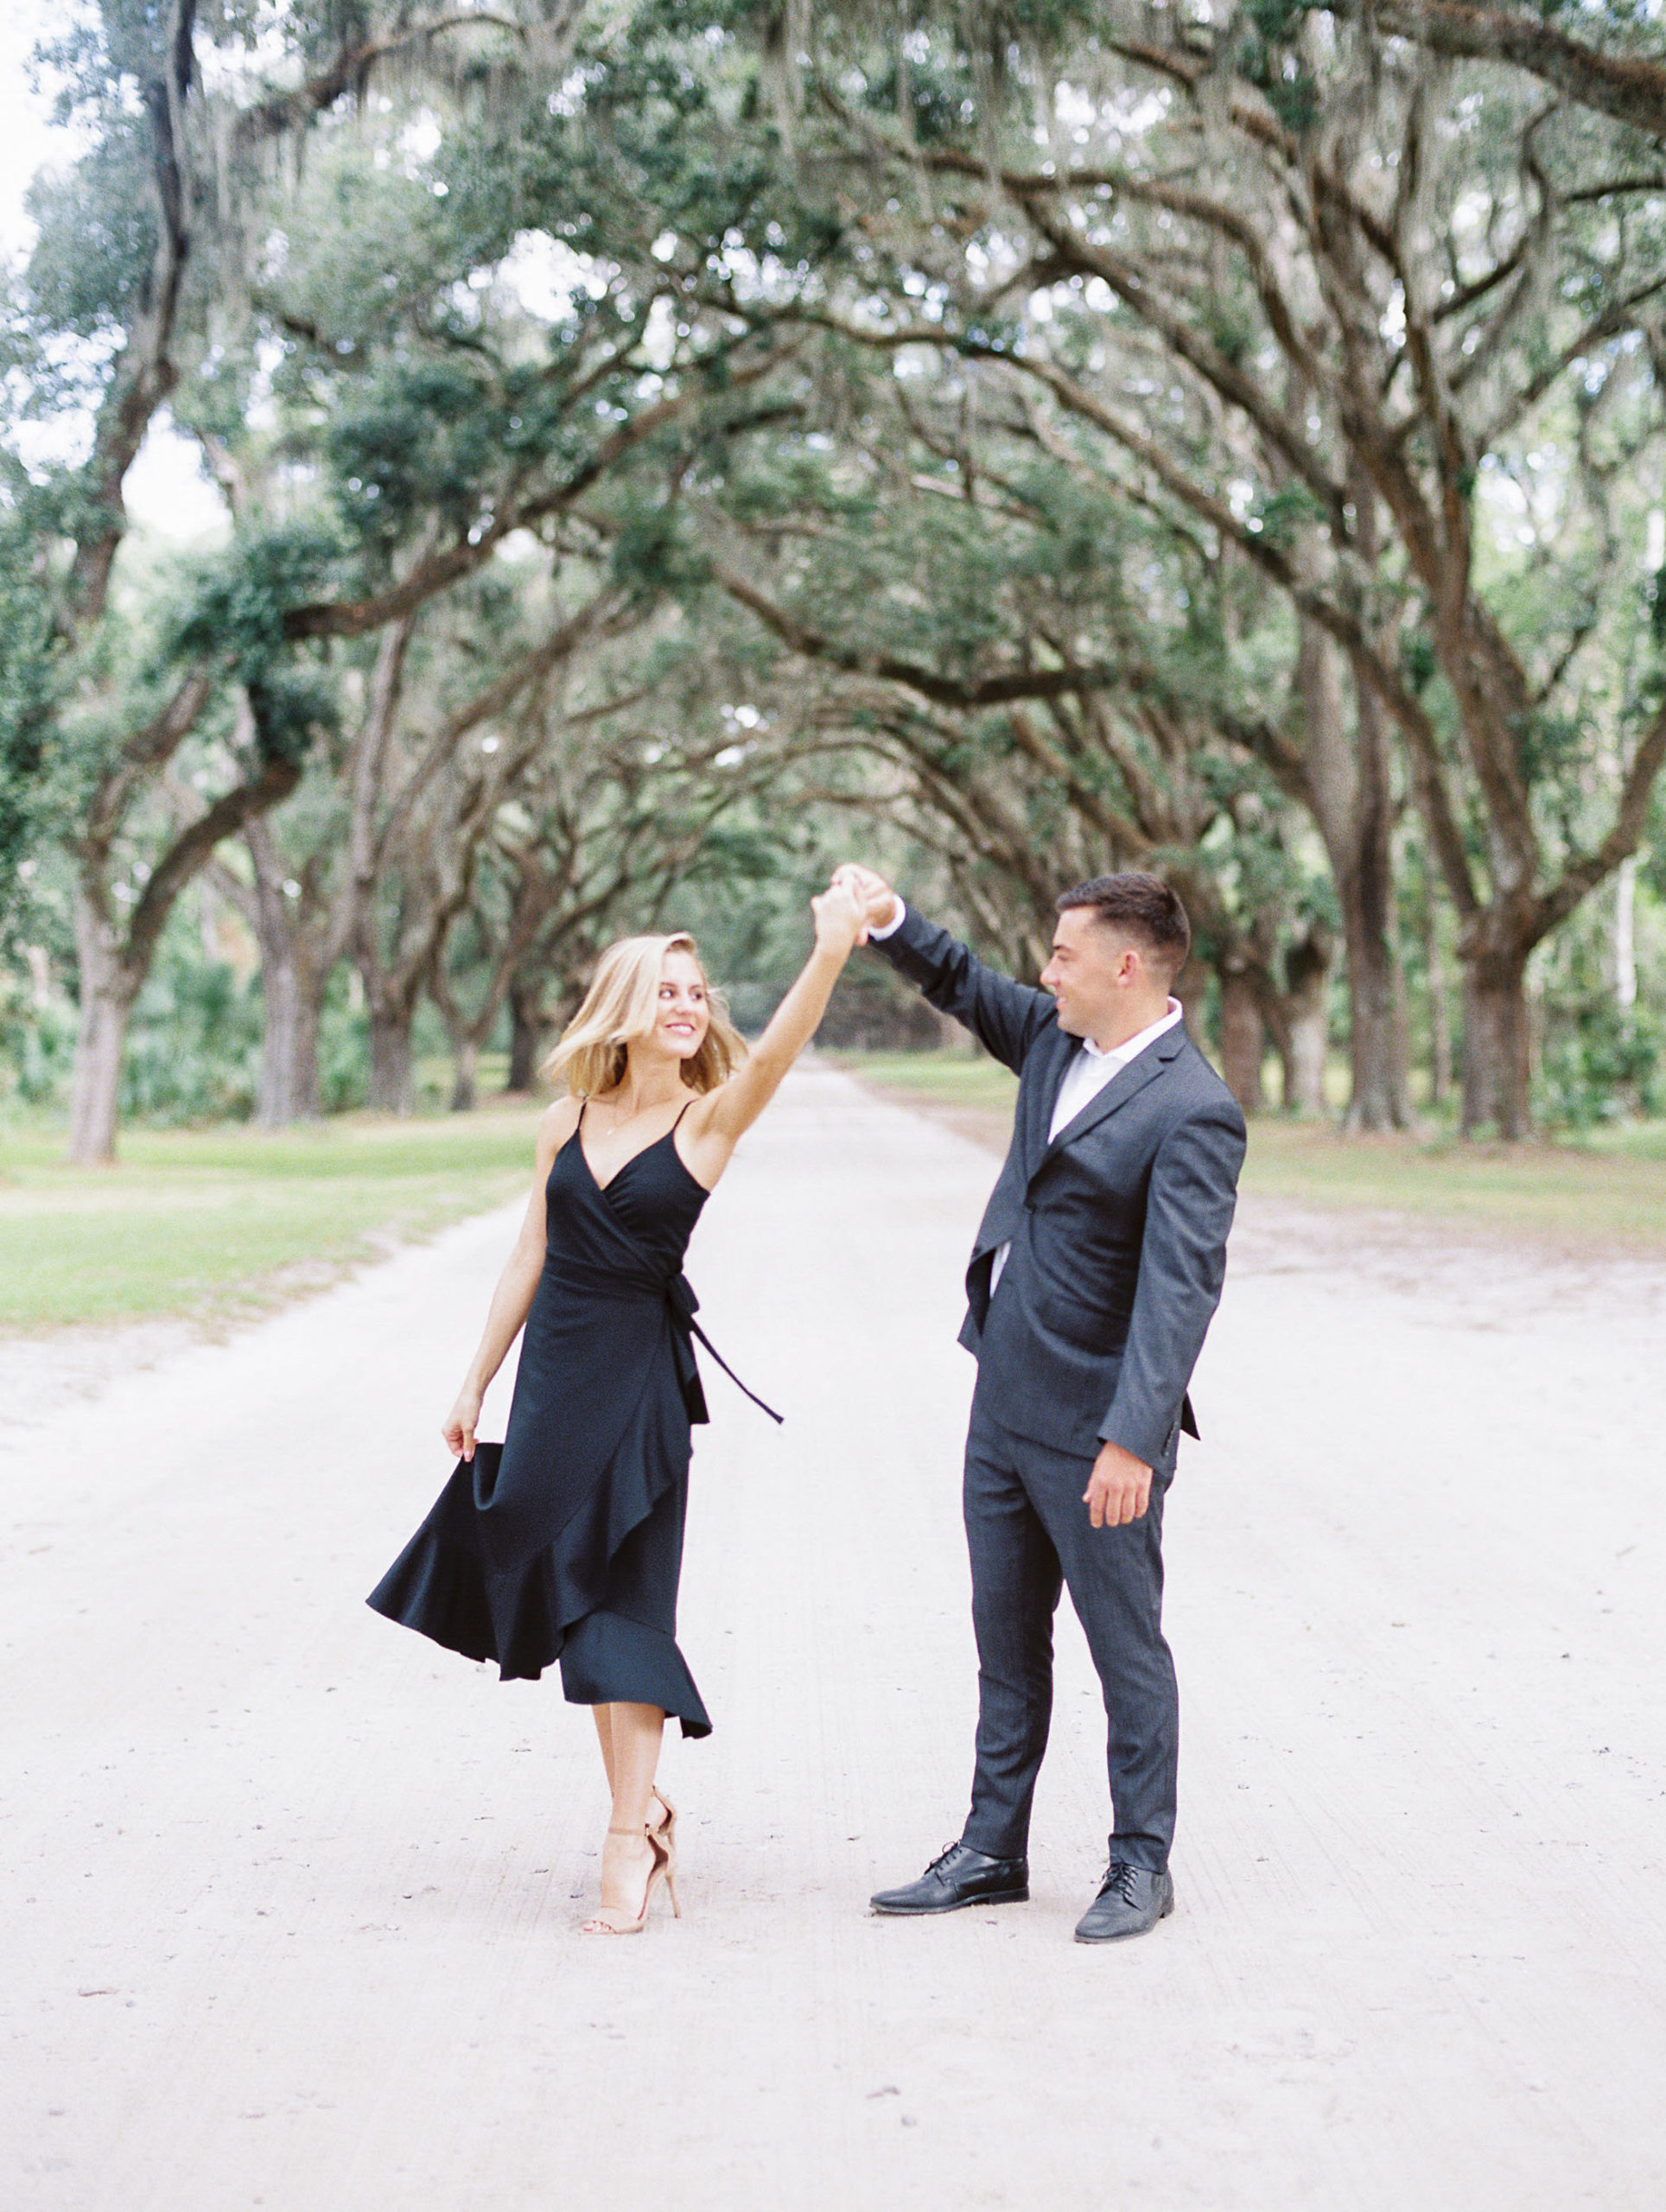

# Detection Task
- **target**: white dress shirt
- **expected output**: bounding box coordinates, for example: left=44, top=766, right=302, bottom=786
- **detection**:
left=989, top=999, right=1183, bottom=1291
left=866, top=900, right=1184, bottom=1290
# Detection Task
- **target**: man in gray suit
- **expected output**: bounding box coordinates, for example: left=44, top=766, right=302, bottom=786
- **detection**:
left=836, top=865, right=1247, bottom=1942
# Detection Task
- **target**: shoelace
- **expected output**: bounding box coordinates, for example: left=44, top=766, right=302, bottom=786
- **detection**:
left=926, top=1840, right=964, bottom=1875
left=1103, top=1859, right=1141, bottom=1904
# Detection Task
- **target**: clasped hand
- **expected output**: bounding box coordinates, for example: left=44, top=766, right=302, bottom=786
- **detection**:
left=831, top=861, right=900, bottom=934
left=810, top=875, right=869, bottom=953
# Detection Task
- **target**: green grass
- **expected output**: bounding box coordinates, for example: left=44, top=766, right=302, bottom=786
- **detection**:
left=1237, top=1118, right=1666, bottom=1246
left=11, top=1047, right=1666, bottom=1334
left=0, top=1104, right=545, bottom=1330
left=827, top=1050, right=1023, bottom=1115
left=836, top=1049, right=1666, bottom=1250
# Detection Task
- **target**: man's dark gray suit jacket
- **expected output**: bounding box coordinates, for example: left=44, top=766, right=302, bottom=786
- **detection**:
left=875, top=907, right=1248, bottom=1471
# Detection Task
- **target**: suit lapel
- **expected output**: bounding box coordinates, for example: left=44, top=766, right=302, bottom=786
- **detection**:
left=1018, top=1025, right=1072, bottom=1178
left=1030, top=1027, right=1187, bottom=1179
left=965, top=1028, right=1070, bottom=1268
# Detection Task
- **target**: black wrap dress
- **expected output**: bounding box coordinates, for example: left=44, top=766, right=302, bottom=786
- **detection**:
left=367, top=1105, right=766, bottom=1738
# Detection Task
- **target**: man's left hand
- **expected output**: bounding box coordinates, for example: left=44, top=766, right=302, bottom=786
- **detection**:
left=1084, top=1440, right=1152, bottom=1528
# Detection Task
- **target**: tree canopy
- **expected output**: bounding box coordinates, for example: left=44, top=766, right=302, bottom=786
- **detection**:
left=5, top=0, right=1666, bottom=1148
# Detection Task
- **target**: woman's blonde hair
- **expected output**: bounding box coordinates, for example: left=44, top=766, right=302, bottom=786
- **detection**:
left=541, top=932, right=746, bottom=1097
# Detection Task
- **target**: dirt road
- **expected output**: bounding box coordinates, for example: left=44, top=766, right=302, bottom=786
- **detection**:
left=4, top=1065, right=1663, bottom=2209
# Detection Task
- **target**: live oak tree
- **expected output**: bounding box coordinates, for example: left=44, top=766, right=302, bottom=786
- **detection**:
left=547, top=0, right=1666, bottom=1133
left=1326, top=0, right=1666, bottom=142
left=696, top=342, right=1339, bottom=1109
left=519, top=10, right=1344, bottom=1109
left=13, top=0, right=1666, bottom=1137
left=431, top=668, right=798, bottom=1107
left=6, top=0, right=542, bottom=1157
left=209, top=568, right=638, bottom=1120
left=10, top=0, right=801, bottom=1154
left=10, top=0, right=327, bottom=1160
left=781, top=3, right=1666, bottom=1133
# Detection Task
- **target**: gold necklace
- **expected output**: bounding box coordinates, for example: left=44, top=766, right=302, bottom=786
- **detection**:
left=593, top=1090, right=673, bottom=1131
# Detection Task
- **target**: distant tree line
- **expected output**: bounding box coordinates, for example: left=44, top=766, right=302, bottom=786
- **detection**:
left=3, top=0, right=1665, bottom=1157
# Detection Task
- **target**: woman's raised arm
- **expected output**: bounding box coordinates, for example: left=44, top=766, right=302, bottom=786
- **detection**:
left=684, top=882, right=867, bottom=1169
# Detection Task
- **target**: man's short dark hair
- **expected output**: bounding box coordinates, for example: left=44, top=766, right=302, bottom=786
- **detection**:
left=1056, top=871, right=1191, bottom=978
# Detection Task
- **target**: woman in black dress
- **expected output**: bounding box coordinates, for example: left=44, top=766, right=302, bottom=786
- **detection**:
left=368, top=881, right=868, bottom=1932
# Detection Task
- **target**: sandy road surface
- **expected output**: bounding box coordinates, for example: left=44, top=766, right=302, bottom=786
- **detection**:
left=3, top=1065, right=1665, bottom=2211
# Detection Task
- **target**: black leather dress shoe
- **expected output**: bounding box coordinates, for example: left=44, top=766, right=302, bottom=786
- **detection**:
left=1073, top=1860, right=1174, bottom=1943
left=870, top=1840, right=1030, bottom=1916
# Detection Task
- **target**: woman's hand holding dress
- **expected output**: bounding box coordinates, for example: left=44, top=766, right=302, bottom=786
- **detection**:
left=438, top=1101, right=573, bottom=1466
left=442, top=1388, right=484, bottom=1464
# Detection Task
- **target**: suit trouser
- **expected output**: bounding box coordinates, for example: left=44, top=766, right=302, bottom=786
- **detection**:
left=959, top=1400, right=1178, bottom=1871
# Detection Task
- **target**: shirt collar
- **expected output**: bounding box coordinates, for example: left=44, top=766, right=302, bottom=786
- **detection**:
left=1080, top=999, right=1184, bottom=1065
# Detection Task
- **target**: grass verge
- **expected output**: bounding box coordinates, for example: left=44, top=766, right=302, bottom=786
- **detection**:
left=0, top=1104, right=544, bottom=1331
left=10, top=1051, right=1666, bottom=1335
left=833, top=1051, right=1666, bottom=1252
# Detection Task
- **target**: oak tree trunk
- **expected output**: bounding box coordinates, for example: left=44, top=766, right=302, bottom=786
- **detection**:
left=249, top=916, right=324, bottom=1126
left=1173, top=950, right=1211, bottom=1048
left=256, top=955, right=323, bottom=1127
left=506, top=982, right=543, bottom=1092
left=1335, top=873, right=1408, bottom=1131
left=1294, top=593, right=1411, bottom=1133
left=245, top=823, right=324, bottom=1126
left=1339, top=671, right=1410, bottom=1131
left=1218, top=963, right=1267, bottom=1116
left=1424, top=890, right=1453, bottom=1108
left=67, top=901, right=139, bottom=1166
left=1459, top=943, right=1533, bottom=1139
left=366, top=995, right=416, bottom=1114
left=1281, top=928, right=1333, bottom=1118
left=67, top=885, right=144, bottom=1167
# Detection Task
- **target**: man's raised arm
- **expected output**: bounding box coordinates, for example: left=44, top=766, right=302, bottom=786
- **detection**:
left=835, top=865, right=1055, bottom=1077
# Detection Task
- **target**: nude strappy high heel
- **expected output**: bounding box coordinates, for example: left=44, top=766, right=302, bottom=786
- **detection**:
left=653, top=1812, right=681, bottom=1920
left=647, top=1786, right=681, bottom=1916
left=651, top=1784, right=677, bottom=1851
left=582, top=1820, right=679, bottom=1935
left=579, top=1831, right=659, bottom=1937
